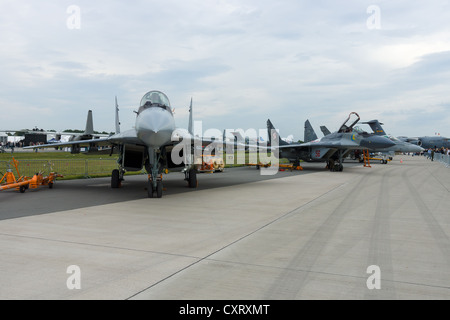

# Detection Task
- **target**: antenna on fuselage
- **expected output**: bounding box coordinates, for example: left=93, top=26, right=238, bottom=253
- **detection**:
left=115, top=96, right=121, bottom=134
left=188, top=97, right=193, bottom=135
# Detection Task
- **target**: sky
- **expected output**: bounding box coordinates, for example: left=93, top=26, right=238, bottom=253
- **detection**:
left=1, top=0, right=450, bottom=141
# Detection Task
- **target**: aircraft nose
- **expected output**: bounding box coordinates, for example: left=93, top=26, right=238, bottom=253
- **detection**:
left=415, top=145, right=425, bottom=152
left=360, top=136, right=396, bottom=149
left=136, top=107, right=175, bottom=147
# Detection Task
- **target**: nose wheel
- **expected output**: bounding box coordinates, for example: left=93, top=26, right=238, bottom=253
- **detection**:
left=185, top=168, right=198, bottom=188
left=147, top=178, right=163, bottom=198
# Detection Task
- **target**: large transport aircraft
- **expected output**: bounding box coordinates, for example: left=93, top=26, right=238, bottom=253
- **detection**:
left=266, top=112, right=395, bottom=171
left=25, top=90, right=251, bottom=198
left=397, top=135, right=450, bottom=149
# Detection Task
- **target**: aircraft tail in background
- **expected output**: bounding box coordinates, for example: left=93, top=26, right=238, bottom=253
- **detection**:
left=304, top=120, right=318, bottom=142
left=362, top=120, right=387, bottom=136
left=267, top=119, right=290, bottom=146
left=84, top=110, right=94, bottom=135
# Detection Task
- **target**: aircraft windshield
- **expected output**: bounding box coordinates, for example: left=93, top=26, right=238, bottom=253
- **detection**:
left=353, top=126, right=365, bottom=134
left=139, top=91, right=171, bottom=113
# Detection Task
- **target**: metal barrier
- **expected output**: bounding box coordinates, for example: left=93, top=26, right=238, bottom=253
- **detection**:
left=434, top=153, right=450, bottom=168
left=0, top=159, right=120, bottom=178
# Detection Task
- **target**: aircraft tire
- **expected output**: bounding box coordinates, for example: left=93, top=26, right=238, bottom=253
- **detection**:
left=156, top=181, right=163, bottom=198
left=147, top=180, right=154, bottom=198
left=188, top=169, right=197, bottom=188
left=328, top=160, right=335, bottom=171
left=111, top=169, right=120, bottom=188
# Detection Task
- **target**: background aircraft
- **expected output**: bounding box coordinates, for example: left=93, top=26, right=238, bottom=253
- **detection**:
left=361, top=120, right=425, bottom=154
left=0, top=109, right=110, bottom=149
left=267, top=112, right=395, bottom=171
left=397, top=135, right=450, bottom=149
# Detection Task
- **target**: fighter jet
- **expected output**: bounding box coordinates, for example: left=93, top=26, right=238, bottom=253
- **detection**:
left=267, top=112, right=395, bottom=171
left=362, top=120, right=425, bottom=154
left=25, top=90, right=236, bottom=198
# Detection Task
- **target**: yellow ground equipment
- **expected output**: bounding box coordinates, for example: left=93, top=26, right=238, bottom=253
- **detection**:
left=197, top=155, right=225, bottom=173
left=248, top=162, right=303, bottom=171
left=0, top=157, right=63, bottom=193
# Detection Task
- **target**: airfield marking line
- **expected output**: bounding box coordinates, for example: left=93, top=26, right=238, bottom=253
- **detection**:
left=0, top=232, right=200, bottom=261
left=365, top=166, right=397, bottom=300
left=126, top=179, right=351, bottom=300
left=263, top=168, right=373, bottom=299
left=200, top=257, right=450, bottom=292
left=402, top=170, right=450, bottom=267
left=426, top=164, right=450, bottom=193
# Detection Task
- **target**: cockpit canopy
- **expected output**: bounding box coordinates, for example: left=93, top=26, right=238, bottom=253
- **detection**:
left=138, top=90, right=172, bottom=114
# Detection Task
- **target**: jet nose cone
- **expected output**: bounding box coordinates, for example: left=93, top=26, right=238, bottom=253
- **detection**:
left=136, top=107, right=175, bottom=147
left=360, top=136, right=396, bottom=149
left=416, top=145, right=425, bottom=152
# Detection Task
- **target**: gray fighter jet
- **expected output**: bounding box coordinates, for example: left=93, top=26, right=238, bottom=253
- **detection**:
left=25, top=90, right=232, bottom=198
left=267, top=112, right=395, bottom=171
left=361, top=120, right=425, bottom=154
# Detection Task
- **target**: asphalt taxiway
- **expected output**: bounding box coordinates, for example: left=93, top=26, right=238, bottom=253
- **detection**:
left=0, top=156, right=449, bottom=299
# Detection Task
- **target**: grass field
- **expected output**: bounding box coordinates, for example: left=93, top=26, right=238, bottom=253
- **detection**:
left=0, top=150, right=288, bottom=180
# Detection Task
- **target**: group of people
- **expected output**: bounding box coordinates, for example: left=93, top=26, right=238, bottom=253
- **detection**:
left=423, top=147, right=450, bottom=161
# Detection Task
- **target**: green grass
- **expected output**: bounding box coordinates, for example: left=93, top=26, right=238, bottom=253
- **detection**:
left=0, top=150, right=291, bottom=181
left=0, top=152, right=129, bottom=180
left=0, top=152, right=118, bottom=161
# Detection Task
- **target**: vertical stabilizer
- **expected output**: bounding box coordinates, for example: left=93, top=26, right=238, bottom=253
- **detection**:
left=320, top=126, right=331, bottom=136
left=267, top=119, right=289, bottom=146
left=188, top=98, right=193, bottom=135
left=84, top=110, right=94, bottom=135
left=115, top=96, right=121, bottom=134
left=362, top=120, right=386, bottom=136
left=304, top=120, right=318, bottom=142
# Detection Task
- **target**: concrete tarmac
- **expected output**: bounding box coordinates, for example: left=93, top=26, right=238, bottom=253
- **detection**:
left=0, top=156, right=449, bottom=300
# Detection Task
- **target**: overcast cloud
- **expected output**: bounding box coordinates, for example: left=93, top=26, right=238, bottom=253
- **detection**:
left=1, top=0, right=449, bottom=140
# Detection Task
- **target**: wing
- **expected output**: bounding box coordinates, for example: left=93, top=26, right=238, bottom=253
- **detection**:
left=23, top=129, right=144, bottom=150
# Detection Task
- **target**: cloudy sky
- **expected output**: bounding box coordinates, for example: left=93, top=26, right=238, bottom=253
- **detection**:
left=1, top=0, right=449, bottom=140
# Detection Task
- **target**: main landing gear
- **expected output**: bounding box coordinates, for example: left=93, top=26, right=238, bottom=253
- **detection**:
left=327, top=159, right=344, bottom=172
left=185, top=168, right=198, bottom=188
left=111, top=168, right=125, bottom=188
left=326, top=150, right=344, bottom=172
left=111, top=148, right=199, bottom=198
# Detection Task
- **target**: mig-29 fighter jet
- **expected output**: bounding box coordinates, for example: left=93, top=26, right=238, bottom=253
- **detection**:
left=25, top=90, right=246, bottom=198
left=267, top=112, right=395, bottom=171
